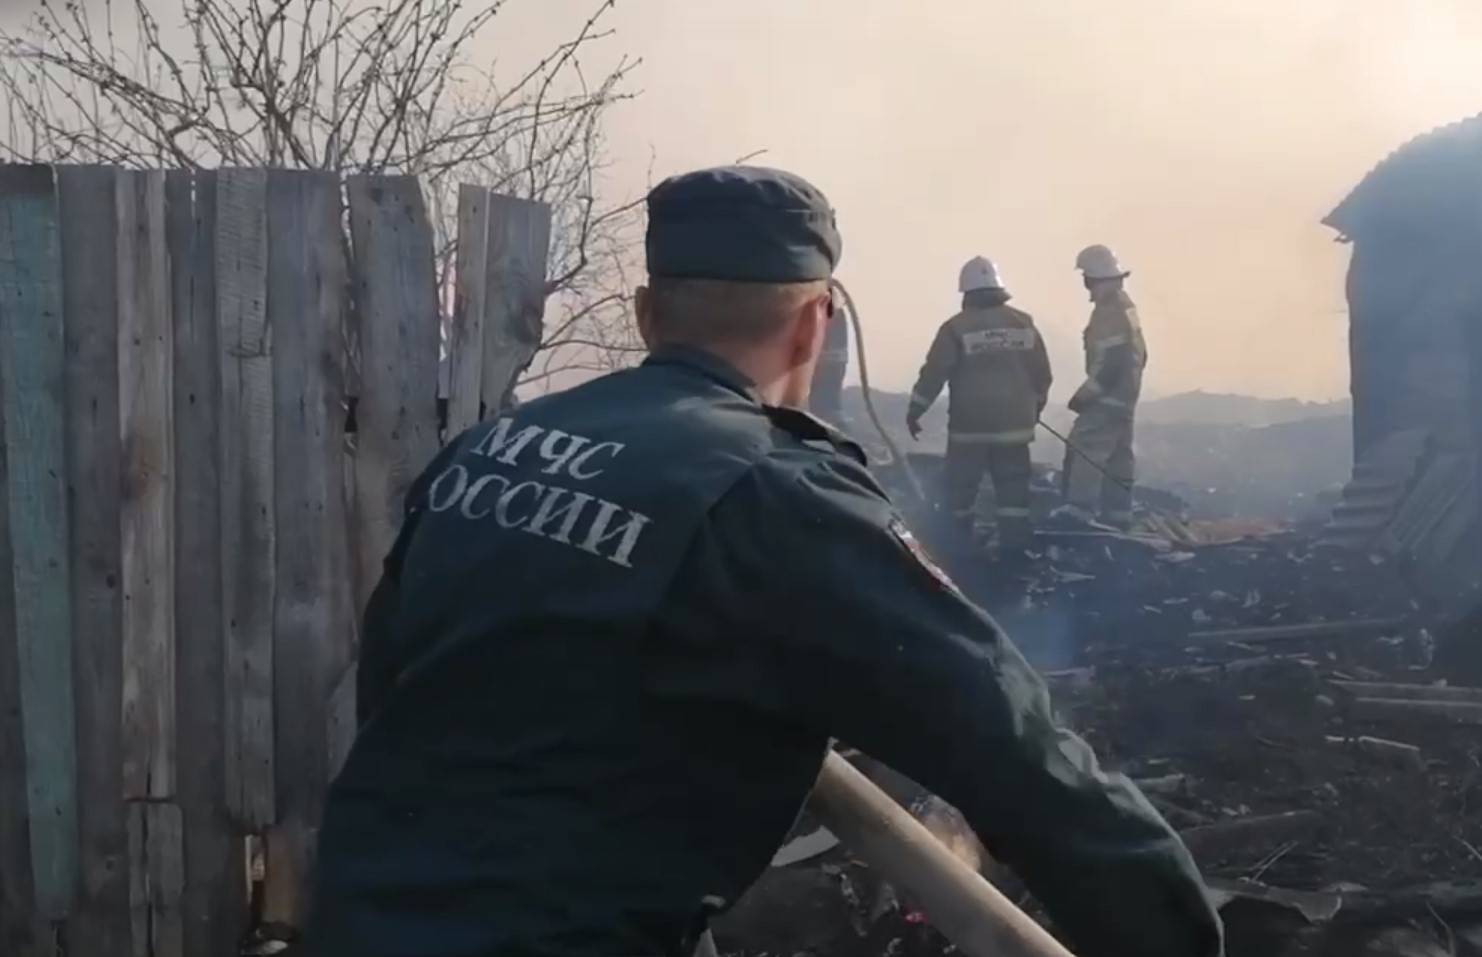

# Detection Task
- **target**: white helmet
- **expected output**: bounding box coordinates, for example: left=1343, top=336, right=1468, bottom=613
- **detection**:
left=958, top=256, right=1005, bottom=293
left=1075, top=244, right=1129, bottom=280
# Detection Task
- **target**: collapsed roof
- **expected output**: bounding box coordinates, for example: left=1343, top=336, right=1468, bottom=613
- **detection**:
left=1325, top=112, right=1482, bottom=242
left=1321, top=114, right=1482, bottom=606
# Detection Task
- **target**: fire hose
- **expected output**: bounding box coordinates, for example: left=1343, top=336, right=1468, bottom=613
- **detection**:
left=830, top=279, right=928, bottom=505
left=808, top=752, right=1077, bottom=957
left=1036, top=417, right=1135, bottom=493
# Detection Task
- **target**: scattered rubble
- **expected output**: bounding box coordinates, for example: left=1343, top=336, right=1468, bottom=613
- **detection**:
left=720, top=475, right=1482, bottom=957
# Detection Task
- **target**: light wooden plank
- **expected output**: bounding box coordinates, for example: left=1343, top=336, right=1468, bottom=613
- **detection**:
left=1324, top=734, right=1426, bottom=771
left=0, top=285, right=43, bottom=957
left=216, top=169, right=275, bottom=829
left=1352, top=697, right=1482, bottom=725
left=346, top=176, right=441, bottom=617
left=446, top=184, right=490, bottom=435
left=58, top=164, right=132, bottom=957
left=480, top=193, right=552, bottom=414
left=127, top=802, right=184, bottom=957
left=263, top=169, right=353, bottom=927
left=0, top=163, right=79, bottom=920
left=1330, top=680, right=1482, bottom=704
left=168, top=170, right=247, bottom=957
left=1186, top=617, right=1404, bottom=646
left=117, top=169, right=176, bottom=801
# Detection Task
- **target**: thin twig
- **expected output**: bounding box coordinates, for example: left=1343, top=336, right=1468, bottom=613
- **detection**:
left=0, top=0, right=643, bottom=378
left=1249, top=840, right=1298, bottom=883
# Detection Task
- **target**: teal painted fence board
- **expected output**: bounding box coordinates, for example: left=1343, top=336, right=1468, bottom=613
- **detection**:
left=0, top=164, right=79, bottom=920
left=0, top=248, right=41, bottom=956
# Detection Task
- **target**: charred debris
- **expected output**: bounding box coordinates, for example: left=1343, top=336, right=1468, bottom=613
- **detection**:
left=724, top=463, right=1482, bottom=957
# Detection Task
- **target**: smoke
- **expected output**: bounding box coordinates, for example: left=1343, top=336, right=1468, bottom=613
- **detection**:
left=7, top=0, right=1479, bottom=403
left=577, top=0, right=1482, bottom=402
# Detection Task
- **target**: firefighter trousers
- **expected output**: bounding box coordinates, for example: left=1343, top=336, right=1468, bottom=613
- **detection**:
left=1063, top=404, right=1136, bottom=524
left=943, top=438, right=1033, bottom=548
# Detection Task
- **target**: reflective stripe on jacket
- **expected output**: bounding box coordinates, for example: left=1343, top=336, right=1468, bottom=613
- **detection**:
left=909, top=299, right=1052, bottom=444
left=1082, top=289, right=1147, bottom=410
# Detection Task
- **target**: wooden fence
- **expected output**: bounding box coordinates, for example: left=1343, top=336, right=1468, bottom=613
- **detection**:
left=0, top=165, right=552, bottom=957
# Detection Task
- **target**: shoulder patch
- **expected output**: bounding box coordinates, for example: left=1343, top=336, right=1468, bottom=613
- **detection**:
left=764, top=405, right=867, bottom=465
left=888, top=518, right=960, bottom=593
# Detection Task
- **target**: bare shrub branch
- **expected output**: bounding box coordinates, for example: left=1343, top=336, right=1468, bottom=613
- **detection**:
left=0, top=0, right=645, bottom=393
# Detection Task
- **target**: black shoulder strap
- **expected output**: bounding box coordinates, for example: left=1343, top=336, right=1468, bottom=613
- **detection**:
left=763, top=404, right=868, bottom=465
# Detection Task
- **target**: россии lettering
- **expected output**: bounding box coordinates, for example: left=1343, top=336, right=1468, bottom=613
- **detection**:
left=424, top=418, right=652, bottom=569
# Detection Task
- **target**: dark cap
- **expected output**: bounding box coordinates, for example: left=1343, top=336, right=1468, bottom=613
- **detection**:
left=645, top=166, right=842, bottom=283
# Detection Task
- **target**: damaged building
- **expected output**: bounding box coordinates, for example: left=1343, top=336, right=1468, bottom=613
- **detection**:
left=1323, top=115, right=1482, bottom=606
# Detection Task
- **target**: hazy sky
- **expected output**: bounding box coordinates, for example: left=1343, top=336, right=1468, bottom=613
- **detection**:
left=6, top=1, right=1482, bottom=400
left=500, top=0, right=1482, bottom=401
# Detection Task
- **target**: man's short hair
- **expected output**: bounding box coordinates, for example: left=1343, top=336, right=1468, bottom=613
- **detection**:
left=645, top=277, right=828, bottom=346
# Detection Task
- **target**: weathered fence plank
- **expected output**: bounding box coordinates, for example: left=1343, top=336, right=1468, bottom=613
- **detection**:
left=447, top=184, right=490, bottom=435
left=347, top=176, right=441, bottom=615
left=481, top=194, right=552, bottom=414
left=118, top=170, right=176, bottom=801
left=169, top=170, right=246, bottom=957
left=127, top=803, right=184, bottom=957
left=263, top=170, right=353, bottom=925
left=0, top=299, right=42, bottom=957
left=0, top=164, right=79, bottom=921
left=59, top=165, right=131, bottom=957
left=217, top=169, right=276, bottom=829
left=3, top=165, right=551, bottom=947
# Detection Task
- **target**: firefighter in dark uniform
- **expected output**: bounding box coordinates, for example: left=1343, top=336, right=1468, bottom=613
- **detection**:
left=907, top=256, right=1052, bottom=553
left=808, top=291, right=849, bottom=424
left=308, top=167, right=1223, bottom=957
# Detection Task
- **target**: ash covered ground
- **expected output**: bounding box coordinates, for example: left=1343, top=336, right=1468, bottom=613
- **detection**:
left=716, top=440, right=1482, bottom=957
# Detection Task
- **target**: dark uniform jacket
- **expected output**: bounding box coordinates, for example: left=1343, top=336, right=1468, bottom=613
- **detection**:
left=309, top=346, right=1221, bottom=957
left=909, top=294, right=1053, bottom=444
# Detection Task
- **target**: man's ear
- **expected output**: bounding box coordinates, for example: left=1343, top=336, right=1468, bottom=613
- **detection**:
left=634, top=285, right=656, bottom=348
left=789, top=288, right=830, bottom=368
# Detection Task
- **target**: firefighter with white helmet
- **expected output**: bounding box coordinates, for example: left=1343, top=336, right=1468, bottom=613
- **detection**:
left=907, top=256, right=1052, bottom=553
left=1060, top=244, right=1148, bottom=528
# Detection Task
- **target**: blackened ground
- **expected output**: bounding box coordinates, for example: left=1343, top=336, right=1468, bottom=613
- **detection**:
left=717, top=479, right=1482, bottom=957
